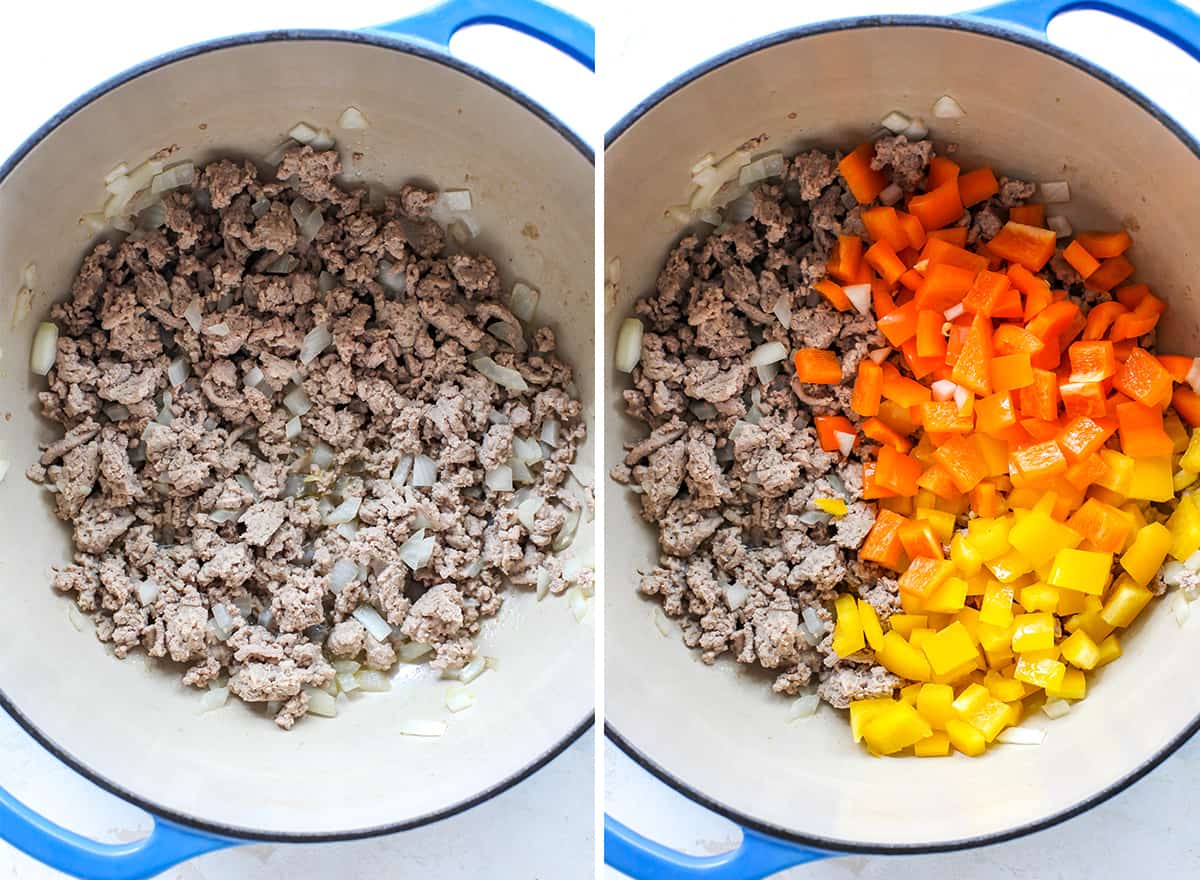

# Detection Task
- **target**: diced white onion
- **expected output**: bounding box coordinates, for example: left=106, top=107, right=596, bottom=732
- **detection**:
left=391, top=453, right=414, bottom=487
left=283, top=386, right=312, bottom=416
left=789, top=693, right=821, bottom=720
left=299, top=208, right=324, bottom=244
left=509, top=282, right=540, bottom=323
left=352, top=604, right=392, bottom=642
left=30, top=322, right=59, bottom=375
left=150, top=162, right=194, bottom=195
left=749, top=341, right=787, bottom=367
left=508, top=457, right=533, bottom=485
left=448, top=219, right=474, bottom=243
left=398, top=529, right=436, bottom=571
left=878, top=182, right=903, bottom=206
left=135, top=578, right=160, bottom=605
left=756, top=363, right=779, bottom=385
left=1047, top=215, right=1073, bottom=238
left=615, top=318, right=644, bottom=373
left=441, top=189, right=473, bottom=212
left=138, top=202, right=167, bottom=230
left=1039, top=180, right=1071, bottom=204
left=903, top=118, right=929, bottom=140
left=104, top=162, right=129, bottom=184
left=332, top=659, right=361, bottom=675
left=265, top=254, right=298, bottom=275
left=104, top=404, right=130, bottom=422
left=251, top=197, right=271, bottom=219
left=339, top=106, right=370, bottom=129
left=944, top=303, right=965, bottom=320
left=305, top=687, right=337, bottom=717
left=1042, top=699, right=1072, bottom=719
left=737, top=151, right=785, bottom=187
left=355, top=669, right=391, bottom=692
left=835, top=431, right=856, bottom=456
left=485, top=465, right=513, bottom=492
left=770, top=295, right=792, bottom=331
left=690, top=152, right=716, bottom=175
left=200, top=687, right=229, bottom=712
left=242, top=366, right=264, bottom=389
left=1162, top=560, right=1187, bottom=587
left=211, top=604, right=234, bottom=639
left=567, top=587, right=591, bottom=622
left=445, top=684, right=476, bottom=713
left=336, top=672, right=359, bottom=693
left=167, top=356, right=190, bottom=387
left=516, top=496, right=544, bottom=531
left=880, top=111, right=912, bottom=133
left=931, top=379, right=958, bottom=402
left=280, top=415, right=300, bottom=442
left=183, top=300, right=202, bottom=333
left=539, top=419, right=560, bottom=448
left=995, top=725, right=1046, bottom=745
left=472, top=356, right=529, bottom=392
left=932, top=95, right=965, bottom=119
left=299, top=325, right=332, bottom=365
left=309, top=128, right=334, bottom=150
left=455, top=656, right=487, bottom=684
left=398, top=641, right=433, bottom=662
left=553, top=507, right=582, bottom=552
left=689, top=148, right=751, bottom=209
left=209, top=509, right=240, bottom=523
left=798, top=510, right=831, bottom=526
left=1172, top=591, right=1192, bottom=626
left=513, top=436, right=543, bottom=464
left=605, top=258, right=621, bottom=286
left=288, top=122, right=319, bottom=144
left=802, top=607, right=826, bottom=638
left=1185, top=549, right=1200, bottom=572
left=205, top=322, right=229, bottom=337
left=411, top=454, right=437, bottom=487
left=329, top=558, right=360, bottom=593
left=843, top=283, right=872, bottom=315
left=325, top=496, right=362, bottom=525
left=954, top=385, right=971, bottom=411
left=335, top=522, right=358, bottom=542
left=665, top=204, right=692, bottom=225
left=399, top=719, right=446, bottom=737
left=1185, top=358, right=1200, bottom=393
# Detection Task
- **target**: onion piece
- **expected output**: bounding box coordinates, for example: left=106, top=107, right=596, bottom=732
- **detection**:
left=931, top=379, right=958, bottom=402
left=135, top=578, right=160, bottom=605
left=104, top=404, right=130, bottom=422
left=903, top=118, right=929, bottom=140
left=352, top=605, right=392, bottom=642
left=690, top=152, right=716, bottom=175
left=997, top=726, right=1045, bottom=745
left=615, top=318, right=645, bottom=372
left=516, top=496, right=544, bottom=530
left=309, top=129, right=335, bottom=150
left=339, top=106, right=369, bottom=129
left=283, top=416, right=300, bottom=441
left=878, top=182, right=903, bottom=207
left=168, top=356, right=190, bottom=387
left=513, top=435, right=543, bottom=464
left=30, top=322, right=59, bottom=375
left=797, top=510, right=832, bottom=526
left=398, top=641, right=433, bottom=662
left=880, top=111, right=912, bottom=133
left=305, top=688, right=337, bottom=718
left=510, top=283, right=539, bottom=322
left=445, top=684, right=476, bottom=713
left=842, top=283, right=872, bottom=315
left=205, top=322, right=229, bottom=337
left=1172, top=591, right=1191, bottom=626
left=183, top=300, right=202, bottom=333
left=378, top=260, right=407, bottom=293
left=398, top=529, right=436, bottom=570
left=737, top=151, right=785, bottom=187
left=336, top=672, right=359, bottom=693
left=399, top=719, right=446, bottom=737
left=283, top=386, right=312, bottom=416
left=1162, top=560, right=1188, bottom=587
left=288, top=122, right=319, bottom=144
left=251, top=197, right=271, bottom=219
left=411, top=454, right=437, bottom=487
left=298, top=208, right=324, bottom=244
left=150, top=162, right=194, bottom=195
left=332, top=659, right=361, bottom=675
left=200, top=687, right=229, bottom=713
left=472, top=356, right=529, bottom=392
left=243, top=366, right=264, bottom=388
left=567, top=587, right=591, bottom=622
left=749, top=341, right=787, bottom=367
left=771, top=294, right=791, bottom=330
left=299, top=325, right=332, bottom=365
left=665, top=204, right=692, bottom=225
left=540, top=419, right=560, bottom=448
left=441, top=189, right=473, bottom=212
left=104, top=162, right=129, bottom=184
left=932, top=94, right=965, bottom=119
left=211, top=604, right=234, bottom=639
left=835, top=432, right=856, bottom=456
left=789, top=694, right=821, bottom=720
left=209, top=509, right=240, bottom=523
left=485, top=465, right=514, bottom=492
left=488, top=320, right=528, bottom=353
left=553, top=507, right=582, bottom=552
left=325, top=496, right=362, bottom=525
left=454, top=656, right=487, bottom=684
left=1039, top=180, right=1071, bottom=204
left=756, top=363, right=779, bottom=385
left=1042, top=699, right=1071, bottom=719
left=1047, top=215, right=1073, bottom=239
left=391, top=453, right=414, bottom=487
left=954, top=385, right=972, bottom=411
left=355, top=669, right=391, bottom=692
left=605, top=258, right=621, bottom=285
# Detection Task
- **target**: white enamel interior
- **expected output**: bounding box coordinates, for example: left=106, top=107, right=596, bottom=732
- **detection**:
left=0, top=36, right=594, bottom=837
left=605, top=22, right=1200, bottom=849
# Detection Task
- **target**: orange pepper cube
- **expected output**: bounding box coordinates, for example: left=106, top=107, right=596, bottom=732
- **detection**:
left=793, top=348, right=843, bottom=384
left=899, top=556, right=956, bottom=599
left=1114, top=347, right=1174, bottom=408
left=1116, top=400, right=1173, bottom=459
left=1068, top=341, right=1117, bottom=383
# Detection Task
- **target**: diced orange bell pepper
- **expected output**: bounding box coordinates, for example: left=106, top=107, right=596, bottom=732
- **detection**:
left=876, top=444, right=923, bottom=496
left=959, top=167, right=1000, bottom=207
left=1115, top=283, right=1152, bottom=310
left=927, top=156, right=960, bottom=189
left=1075, top=230, right=1132, bottom=259
left=861, top=206, right=909, bottom=251
left=971, top=481, right=1001, bottom=517
left=878, top=300, right=919, bottom=347
left=991, top=353, right=1034, bottom=393
left=862, top=461, right=898, bottom=500
left=1086, top=256, right=1135, bottom=292
left=1017, top=368, right=1059, bottom=421
left=922, top=401, right=974, bottom=433
left=951, top=314, right=994, bottom=396
left=1056, top=415, right=1115, bottom=462
left=988, top=222, right=1057, bottom=271
left=794, top=349, right=843, bottom=384
left=994, top=324, right=1046, bottom=356
left=1067, top=498, right=1133, bottom=553
left=897, top=211, right=927, bottom=250
left=1068, top=340, right=1117, bottom=383
left=1063, top=241, right=1101, bottom=279
left=933, top=434, right=989, bottom=493
left=827, top=234, right=864, bottom=284
left=814, top=415, right=857, bottom=452
left=1026, top=300, right=1081, bottom=343
left=1059, top=381, right=1107, bottom=419
left=975, top=391, right=1018, bottom=434
left=1010, top=440, right=1068, bottom=482
left=861, top=509, right=907, bottom=569
left=917, top=462, right=962, bottom=500
left=881, top=363, right=932, bottom=407
left=1113, top=346, right=1174, bottom=407
left=1158, top=354, right=1192, bottom=382
left=865, top=240, right=908, bottom=286
left=899, top=556, right=956, bottom=598
left=859, top=418, right=910, bottom=456
left=920, top=238, right=990, bottom=274
left=838, top=143, right=889, bottom=204
left=900, top=519, right=944, bottom=560
left=1008, top=203, right=1045, bottom=227
left=813, top=278, right=853, bottom=312
left=962, top=271, right=1011, bottom=317
left=926, top=227, right=969, bottom=247
left=1116, top=400, right=1173, bottom=458
left=914, top=310, right=947, bottom=359
left=1065, top=452, right=1109, bottom=491
left=1082, top=301, right=1128, bottom=341
left=915, top=264, right=975, bottom=312
left=851, top=360, right=883, bottom=417
left=909, top=179, right=964, bottom=230
left=1174, top=387, right=1200, bottom=427
left=1109, top=311, right=1159, bottom=342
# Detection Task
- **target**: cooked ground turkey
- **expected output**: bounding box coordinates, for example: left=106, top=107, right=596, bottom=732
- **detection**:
left=612, top=135, right=1089, bottom=709
left=31, top=146, right=588, bottom=728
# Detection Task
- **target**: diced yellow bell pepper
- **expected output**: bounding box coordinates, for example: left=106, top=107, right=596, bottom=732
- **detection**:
left=832, top=594, right=865, bottom=657
left=1168, top=495, right=1200, bottom=561
left=1003, top=701, right=1023, bottom=727
left=987, top=549, right=1034, bottom=584
left=814, top=497, right=848, bottom=516
left=1175, top=469, right=1198, bottom=493
left=925, top=612, right=954, bottom=630
left=937, top=494, right=971, bottom=516
left=909, top=628, right=936, bottom=649
left=916, top=488, right=939, bottom=509
left=858, top=599, right=884, bottom=651
left=1066, top=600, right=1116, bottom=643
left=1018, top=583, right=1060, bottom=614
left=977, top=619, right=1014, bottom=654
left=1100, top=574, right=1154, bottom=627
left=1047, top=548, right=1113, bottom=595
left=932, top=660, right=981, bottom=686
left=1096, top=633, right=1122, bottom=666
left=946, top=718, right=987, bottom=756
left=879, top=495, right=915, bottom=516
left=950, top=533, right=984, bottom=576
left=849, top=698, right=894, bottom=742
left=979, top=580, right=1015, bottom=627
left=953, top=607, right=982, bottom=644
left=1182, top=427, right=1200, bottom=472
left=916, top=682, right=955, bottom=729
left=984, top=668, right=1028, bottom=702
left=965, top=572, right=990, bottom=596
left=1046, top=667, right=1087, bottom=701
left=1011, top=612, right=1056, bottom=652
left=1127, top=456, right=1174, bottom=502
left=967, top=516, right=1013, bottom=561
left=921, top=622, right=980, bottom=676
left=1166, top=413, right=1190, bottom=454
left=924, top=576, right=968, bottom=613
left=899, top=682, right=922, bottom=706
left=1014, top=651, right=1067, bottom=690
left=861, top=701, right=933, bottom=755
left=915, top=507, right=956, bottom=543
left=1056, top=589, right=1090, bottom=616
left=914, top=732, right=951, bottom=757
left=1120, top=522, right=1172, bottom=586
left=952, top=683, right=1012, bottom=742
left=877, top=631, right=932, bottom=681
left=1009, top=510, right=1083, bottom=567
left=888, top=614, right=928, bottom=639
left=985, top=647, right=1015, bottom=670
left=1059, top=628, right=1100, bottom=669
left=1096, top=449, right=1135, bottom=495
left=1120, top=502, right=1148, bottom=533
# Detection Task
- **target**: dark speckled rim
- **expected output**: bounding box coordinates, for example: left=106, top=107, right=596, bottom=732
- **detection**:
left=0, top=27, right=592, bottom=844
left=605, top=13, right=1200, bottom=856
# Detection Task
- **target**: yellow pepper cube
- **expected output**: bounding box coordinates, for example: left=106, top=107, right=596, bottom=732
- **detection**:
left=877, top=631, right=932, bottom=681
left=1066, top=605, right=1116, bottom=644
left=1182, top=428, right=1200, bottom=471
left=849, top=698, right=894, bottom=743
left=858, top=599, right=885, bottom=651
left=952, top=683, right=1012, bottom=742
left=925, top=612, right=954, bottom=630
left=946, top=718, right=987, bottom=756
left=1168, top=495, right=1200, bottom=561
left=916, top=507, right=956, bottom=543
left=950, top=533, right=983, bottom=577
left=1100, top=574, right=1154, bottom=628
left=914, top=732, right=952, bottom=757
left=814, top=497, right=849, bottom=516
left=985, top=647, right=1015, bottom=670
left=1009, top=510, right=1083, bottom=567
left=1011, top=613, right=1056, bottom=652
left=1014, top=652, right=1067, bottom=691
left=1003, top=701, right=1023, bottom=727
left=1096, top=633, right=1122, bottom=666
left=1046, top=667, right=1087, bottom=701
left=832, top=594, right=865, bottom=658
left=1175, top=469, right=1198, bottom=493
left=909, top=628, right=936, bottom=649
left=879, top=495, right=914, bottom=516
left=1120, top=502, right=1148, bottom=533
left=1127, top=456, right=1174, bottom=502
left=967, top=516, right=1013, bottom=561
left=1047, top=548, right=1114, bottom=595
left=1018, top=583, right=1060, bottom=614
left=916, top=682, right=955, bottom=730
left=987, top=549, right=1034, bottom=584
left=921, top=622, right=980, bottom=677
left=977, top=620, right=1014, bottom=654
left=964, top=572, right=990, bottom=596
left=861, top=701, right=933, bottom=755
left=1096, top=449, right=1135, bottom=496
left=924, top=576, right=968, bottom=614
left=984, top=669, right=1028, bottom=702
left=1166, top=413, right=1190, bottom=454
left=899, top=682, right=922, bottom=706
left=937, top=494, right=970, bottom=516
left=887, top=614, right=928, bottom=639
left=979, top=580, right=1014, bottom=628
left=952, top=607, right=982, bottom=644
left=932, top=660, right=980, bottom=686
left=1060, top=628, right=1100, bottom=670
left=1056, top=588, right=1090, bottom=616
left=1120, top=522, right=1173, bottom=586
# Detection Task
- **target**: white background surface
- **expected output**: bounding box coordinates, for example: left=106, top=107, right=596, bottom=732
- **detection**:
left=600, top=0, right=1200, bottom=878
left=0, top=1, right=595, bottom=879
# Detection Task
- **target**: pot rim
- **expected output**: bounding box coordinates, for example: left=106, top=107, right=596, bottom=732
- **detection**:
left=0, top=26, right=593, bottom=844
left=604, top=13, right=1200, bottom=855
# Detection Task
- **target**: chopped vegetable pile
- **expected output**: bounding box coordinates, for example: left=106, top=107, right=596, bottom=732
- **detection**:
left=816, top=140, right=1200, bottom=757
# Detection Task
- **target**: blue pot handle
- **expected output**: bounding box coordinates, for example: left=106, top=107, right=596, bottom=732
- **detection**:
left=0, top=784, right=233, bottom=880
left=966, top=0, right=1200, bottom=62
left=605, top=815, right=830, bottom=880
left=371, top=0, right=594, bottom=71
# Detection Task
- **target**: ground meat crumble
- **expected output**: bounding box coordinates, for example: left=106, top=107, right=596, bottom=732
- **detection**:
left=32, top=146, right=587, bottom=728
left=615, top=134, right=1062, bottom=709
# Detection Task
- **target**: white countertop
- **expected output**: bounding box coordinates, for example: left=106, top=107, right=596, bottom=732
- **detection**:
left=601, top=0, right=1200, bottom=877
left=0, top=2, right=594, bottom=878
